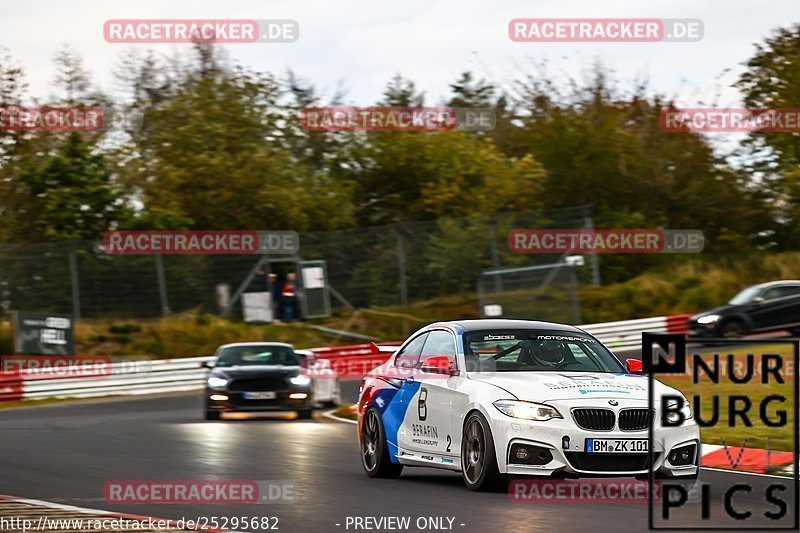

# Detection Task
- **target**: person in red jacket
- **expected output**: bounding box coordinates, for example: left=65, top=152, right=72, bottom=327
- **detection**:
left=281, top=272, right=299, bottom=322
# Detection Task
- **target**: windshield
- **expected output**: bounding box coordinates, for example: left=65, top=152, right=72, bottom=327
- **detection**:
left=729, top=286, right=762, bottom=305
left=215, top=345, right=299, bottom=367
left=464, top=330, right=625, bottom=373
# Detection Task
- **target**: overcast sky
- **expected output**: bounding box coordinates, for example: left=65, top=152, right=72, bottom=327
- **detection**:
left=2, top=0, right=798, bottom=112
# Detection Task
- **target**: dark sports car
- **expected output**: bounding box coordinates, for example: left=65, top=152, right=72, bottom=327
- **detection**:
left=204, top=342, right=313, bottom=420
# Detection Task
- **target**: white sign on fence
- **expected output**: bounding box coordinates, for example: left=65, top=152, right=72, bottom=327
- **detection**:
left=302, top=266, right=325, bottom=289
left=242, top=292, right=273, bottom=323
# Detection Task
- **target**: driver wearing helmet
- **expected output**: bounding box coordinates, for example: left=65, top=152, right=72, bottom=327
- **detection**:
left=529, top=341, right=566, bottom=368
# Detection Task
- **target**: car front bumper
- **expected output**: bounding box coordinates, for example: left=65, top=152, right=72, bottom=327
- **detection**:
left=205, top=388, right=313, bottom=412
left=687, top=323, right=719, bottom=338
left=487, top=403, right=700, bottom=478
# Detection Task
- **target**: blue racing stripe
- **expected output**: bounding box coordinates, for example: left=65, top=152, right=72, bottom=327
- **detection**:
left=369, top=380, right=421, bottom=464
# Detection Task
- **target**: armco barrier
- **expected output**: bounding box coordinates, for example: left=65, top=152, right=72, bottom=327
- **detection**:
left=0, top=372, right=23, bottom=402
left=580, top=314, right=691, bottom=350
left=0, top=315, right=690, bottom=403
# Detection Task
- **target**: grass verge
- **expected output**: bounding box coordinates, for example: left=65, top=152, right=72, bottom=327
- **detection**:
left=331, top=403, right=357, bottom=421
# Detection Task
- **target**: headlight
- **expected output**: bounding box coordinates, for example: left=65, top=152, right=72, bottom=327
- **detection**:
left=696, top=314, right=720, bottom=325
left=207, top=376, right=229, bottom=389
left=290, top=375, right=311, bottom=386
left=493, top=400, right=563, bottom=421
left=664, top=397, right=693, bottom=423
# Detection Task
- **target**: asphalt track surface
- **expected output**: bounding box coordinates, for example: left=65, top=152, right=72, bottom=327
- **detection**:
left=0, top=391, right=796, bottom=533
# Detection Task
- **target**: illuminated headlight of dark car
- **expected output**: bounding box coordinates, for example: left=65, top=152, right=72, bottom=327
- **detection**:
left=207, top=376, right=229, bottom=389
left=695, top=314, right=720, bottom=325
left=289, top=375, right=312, bottom=387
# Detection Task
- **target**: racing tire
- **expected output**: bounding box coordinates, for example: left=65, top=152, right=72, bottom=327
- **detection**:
left=205, top=410, right=221, bottom=421
left=360, top=408, right=403, bottom=478
left=296, top=409, right=313, bottom=420
left=461, top=411, right=507, bottom=492
left=721, top=319, right=745, bottom=338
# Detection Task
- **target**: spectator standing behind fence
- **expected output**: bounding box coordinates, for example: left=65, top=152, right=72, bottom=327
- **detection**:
left=281, top=273, right=299, bottom=322
left=267, top=273, right=281, bottom=321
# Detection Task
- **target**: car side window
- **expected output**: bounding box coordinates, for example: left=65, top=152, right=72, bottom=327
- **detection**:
left=420, top=330, right=457, bottom=368
left=762, top=287, right=796, bottom=300
left=394, top=333, right=428, bottom=369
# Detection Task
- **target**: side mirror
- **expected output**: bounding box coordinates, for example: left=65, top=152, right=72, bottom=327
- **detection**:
left=752, top=296, right=765, bottom=305
left=420, top=355, right=457, bottom=375
left=626, top=358, right=643, bottom=374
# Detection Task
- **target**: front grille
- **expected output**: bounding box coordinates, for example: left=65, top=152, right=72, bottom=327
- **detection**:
left=572, top=408, right=615, bottom=431
left=565, top=452, right=659, bottom=472
left=618, top=409, right=652, bottom=431
left=228, top=377, right=288, bottom=392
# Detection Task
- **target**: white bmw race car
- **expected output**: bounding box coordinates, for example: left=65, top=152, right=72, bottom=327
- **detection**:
left=357, top=319, right=699, bottom=491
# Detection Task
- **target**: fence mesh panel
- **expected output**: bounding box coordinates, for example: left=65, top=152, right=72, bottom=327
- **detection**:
left=0, top=205, right=595, bottom=319
left=477, top=264, right=581, bottom=324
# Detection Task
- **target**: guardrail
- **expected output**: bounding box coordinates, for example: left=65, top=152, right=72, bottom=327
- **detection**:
left=21, top=357, right=213, bottom=400
left=0, top=314, right=691, bottom=403
left=580, top=314, right=691, bottom=350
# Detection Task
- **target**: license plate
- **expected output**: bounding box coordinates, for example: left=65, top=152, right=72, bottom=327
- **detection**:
left=585, top=438, right=648, bottom=453
left=243, top=391, right=277, bottom=400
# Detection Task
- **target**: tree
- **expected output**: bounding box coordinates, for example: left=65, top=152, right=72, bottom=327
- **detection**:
left=4, top=132, right=127, bottom=240
left=115, top=51, right=353, bottom=231
left=736, top=23, right=800, bottom=248
left=0, top=48, right=27, bottom=170
left=352, top=129, right=545, bottom=225
left=53, top=46, right=91, bottom=104
left=447, top=71, right=497, bottom=108
left=380, top=74, right=424, bottom=107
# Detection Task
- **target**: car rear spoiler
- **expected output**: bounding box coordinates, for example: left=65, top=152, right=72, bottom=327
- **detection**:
left=369, top=342, right=399, bottom=355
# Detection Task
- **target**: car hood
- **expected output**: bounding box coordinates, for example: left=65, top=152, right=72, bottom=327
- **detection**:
left=467, top=371, right=678, bottom=402
left=210, top=365, right=301, bottom=380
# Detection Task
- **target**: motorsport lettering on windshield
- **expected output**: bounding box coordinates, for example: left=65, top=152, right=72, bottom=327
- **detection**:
left=466, top=330, right=624, bottom=373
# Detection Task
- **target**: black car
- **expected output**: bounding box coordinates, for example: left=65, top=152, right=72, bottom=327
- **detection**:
left=203, top=342, right=313, bottom=420
left=689, top=280, right=800, bottom=338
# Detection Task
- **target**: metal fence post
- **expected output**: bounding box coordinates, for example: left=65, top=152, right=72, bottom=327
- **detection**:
left=569, top=264, right=581, bottom=324
left=155, top=254, right=171, bottom=316
left=395, top=225, right=409, bottom=308
left=69, top=243, right=81, bottom=321
left=476, top=279, right=485, bottom=317
left=488, top=224, right=502, bottom=292
left=583, top=207, right=602, bottom=286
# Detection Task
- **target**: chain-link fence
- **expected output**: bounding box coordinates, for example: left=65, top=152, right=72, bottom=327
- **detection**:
left=477, top=261, right=582, bottom=324
left=0, top=205, right=599, bottom=320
